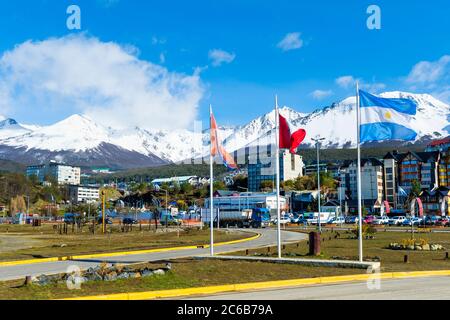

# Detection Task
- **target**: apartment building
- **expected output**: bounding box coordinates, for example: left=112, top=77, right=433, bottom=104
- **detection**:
left=27, top=161, right=81, bottom=185
left=248, top=150, right=304, bottom=192
left=341, top=158, right=384, bottom=210
left=398, top=151, right=440, bottom=193
left=68, top=185, right=100, bottom=204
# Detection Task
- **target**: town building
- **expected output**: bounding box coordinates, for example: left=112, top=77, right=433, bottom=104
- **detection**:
left=206, top=192, right=288, bottom=218
left=248, top=150, right=304, bottom=192
left=68, top=185, right=100, bottom=204
left=438, top=151, right=450, bottom=188
left=26, top=161, right=81, bottom=185
left=398, top=151, right=440, bottom=193
left=304, top=163, right=328, bottom=177
left=151, top=176, right=201, bottom=187
left=425, top=137, right=450, bottom=152
left=341, top=158, right=384, bottom=211
left=383, top=151, right=405, bottom=208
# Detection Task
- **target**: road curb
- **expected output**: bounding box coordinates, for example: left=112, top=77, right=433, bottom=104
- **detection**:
left=0, top=232, right=261, bottom=268
left=61, top=269, right=450, bottom=300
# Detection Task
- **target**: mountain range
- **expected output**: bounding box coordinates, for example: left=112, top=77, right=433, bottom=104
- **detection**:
left=0, top=91, right=449, bottom=170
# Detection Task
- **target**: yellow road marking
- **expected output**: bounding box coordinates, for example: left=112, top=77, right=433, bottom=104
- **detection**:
left=0, top=233, right=261, bottom=267
left=62, top=269, right=450, bottom=300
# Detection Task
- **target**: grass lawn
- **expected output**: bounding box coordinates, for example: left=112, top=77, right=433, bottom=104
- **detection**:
left=0, top=259, right=365, bottom=300
left=0, top=224, right=250, bottom=262
left=233, top=228, right=450, bottom=272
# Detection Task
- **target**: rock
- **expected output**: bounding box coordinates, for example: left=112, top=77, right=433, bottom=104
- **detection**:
left=60, top=244, right=67, bottom=248
left=407, top=245, right=415, bottom=251
left=422, top=244, right=430, bottom=251
left=117, top=273, right=130, bottom=280
left=153, top=269, right=165, bottom=276
left=431, top=244, right=439, bottom=251
left=415, top=245, right=423, bottom=251
left=165, top=263, right=172, bottom=271
left=84, top=271, right=103, bottom=282
left=141, top=270, right=154, bottom=278
left=34, top=275, right=52, bottom=286
left=104, top=272, right=118, bottom=282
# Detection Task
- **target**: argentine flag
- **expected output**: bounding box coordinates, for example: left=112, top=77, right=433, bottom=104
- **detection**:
left=359, top=90, right=418, bottom=143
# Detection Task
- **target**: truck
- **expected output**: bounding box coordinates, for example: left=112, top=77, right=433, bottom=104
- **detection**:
left=202, top=208, right=271, bottom=229
left=305, top=212, right=336, bottom=225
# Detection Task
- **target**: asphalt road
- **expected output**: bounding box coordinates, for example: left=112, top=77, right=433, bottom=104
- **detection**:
left=0, top=228, right=307, bottom=281
left=186, top=276, right=450, bottom=300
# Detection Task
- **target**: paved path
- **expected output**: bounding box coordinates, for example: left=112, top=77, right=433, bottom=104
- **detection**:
left=0, top=229, right=306, bottom=281
left=186, top=276, right=450, bottom=300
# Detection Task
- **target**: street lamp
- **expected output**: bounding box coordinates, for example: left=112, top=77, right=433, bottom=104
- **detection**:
left=159, top=188, right=169, bottom=216
left=312, top=136, right=325, bottom=233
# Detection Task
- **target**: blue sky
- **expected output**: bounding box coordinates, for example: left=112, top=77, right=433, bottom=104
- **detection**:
left=0, top=0, right=448, bottom=128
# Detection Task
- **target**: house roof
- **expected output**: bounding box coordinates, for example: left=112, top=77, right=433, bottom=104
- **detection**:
left=383, top=151, right=408, bottom=162
left=151, top=176, right=197, bottom=184
left=349, top=158, right=383, bottom=167
left=429, top=137, right=450, bottom=147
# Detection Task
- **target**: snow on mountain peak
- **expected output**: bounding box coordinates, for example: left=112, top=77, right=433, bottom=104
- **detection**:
left=0, top=91, right=448, bottom=165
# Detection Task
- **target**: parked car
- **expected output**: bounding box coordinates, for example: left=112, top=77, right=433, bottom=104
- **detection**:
left=372, top=216, right=389, bottom=225
left=363, top=215, right=376, bottom=224
left=435, top=217, right=450, bottom=227
left=328, top=217, right=345, bottom=225
left=122, top=218, right=138, bottom=225
left=274, top=215, right=291, bottom=225
left=423, top=215, right=440, bottom=226
left=290, top=214, right=303, bottom=224
left=345, top=216, right=359, bottom=224
left=96, top=216, right=113, bottom=225
left=388, top=216, right=407, bottom=226
left=402, top=217, right=422, bottom=226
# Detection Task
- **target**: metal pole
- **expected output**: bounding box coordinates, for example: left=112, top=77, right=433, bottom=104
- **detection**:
left=210, top=105, right=215, bottom=256
left=317, top=141, right=322, bottom=233
left=275, top=96, right=282, bottom=259
left=356, top=82, right=364, bottom=262
left=102, top=191, right=106, bottom=234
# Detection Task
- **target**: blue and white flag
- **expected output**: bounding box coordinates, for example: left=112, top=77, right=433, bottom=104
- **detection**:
left=359, top=90, right=418, bottom=143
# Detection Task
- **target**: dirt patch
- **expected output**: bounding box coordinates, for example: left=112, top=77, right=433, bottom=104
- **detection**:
left=0, top=235, right=44, bottom=253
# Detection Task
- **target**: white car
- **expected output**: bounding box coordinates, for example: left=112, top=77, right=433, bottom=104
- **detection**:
left=328, top=217, right=345, bottom=225
left=373, top=216, right=389, bottom=225
left=388, top=216, right=407, bottom=226
left=274, top=215, right=291, bottom=225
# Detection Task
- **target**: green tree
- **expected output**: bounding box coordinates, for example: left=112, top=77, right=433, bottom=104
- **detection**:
left=260, top=180, right=274, bottom=192
left=410, top=180, right=422, bottom=197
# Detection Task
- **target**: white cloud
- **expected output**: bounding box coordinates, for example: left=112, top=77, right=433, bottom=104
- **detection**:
left=208, top=49, right=236, bottom=67
left=335, top=75, right=356, bottom=89
left=311, top=89, right=333, bottom=100
left=406, top=55, right=450, bottom=86
left=335, top=75, right=385, bottom=93
left=277, top=32, right=303, bottom=51
left=404, top=55, right=450, bottom=103
left=0, top=35, right=204, bottom=130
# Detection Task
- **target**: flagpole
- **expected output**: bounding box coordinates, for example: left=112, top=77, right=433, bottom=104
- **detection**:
left=209, top=105, right=215, bottom=256
left=356, top=82, right=363, bottom=262
left=275, top=96, right=282, bottom=259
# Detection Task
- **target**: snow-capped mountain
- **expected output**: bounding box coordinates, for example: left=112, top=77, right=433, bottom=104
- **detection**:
left=0, top=91, right=449, bottom=169
left=0, top=118, right=31, bottom=139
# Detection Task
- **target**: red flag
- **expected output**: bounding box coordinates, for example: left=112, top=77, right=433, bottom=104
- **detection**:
left=279, top=114, right=307, bottom=154
left=211, top=112, right=238, bottom=170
